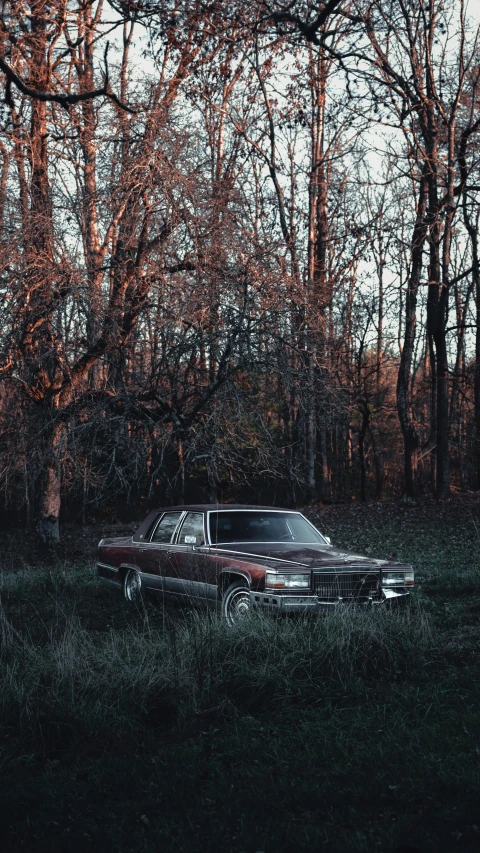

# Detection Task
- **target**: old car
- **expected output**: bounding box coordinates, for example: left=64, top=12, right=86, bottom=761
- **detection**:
left=97, top=505, right=414, bottom=623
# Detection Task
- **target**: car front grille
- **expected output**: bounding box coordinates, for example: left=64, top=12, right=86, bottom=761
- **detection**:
left=313, top=570, right=380, bottom=600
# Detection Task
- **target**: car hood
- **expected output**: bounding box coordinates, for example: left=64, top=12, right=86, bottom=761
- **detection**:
left=209, top=542, right=401, bottom=570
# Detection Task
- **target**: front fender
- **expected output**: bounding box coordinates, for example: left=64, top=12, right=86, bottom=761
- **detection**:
left=219, top=568, right=253, bottom=590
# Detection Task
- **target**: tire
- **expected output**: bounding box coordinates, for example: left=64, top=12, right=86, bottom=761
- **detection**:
left=221, top=581, right=251, bottom=625
left=124, top=568, right=143, bottom=603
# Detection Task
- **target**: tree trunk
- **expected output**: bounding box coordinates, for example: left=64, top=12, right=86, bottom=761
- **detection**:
left=475, top=262, right=480, bottom=489
left=358, top=402, right=369, bottom=503
left=305, top=358, right=317, bottom=503
left=38, top=422, right=63, bottom=546
left=318, top=424, right=331, bottom=502
left=305, top=404, right=317, bottom=503
left=434, top=328, right=450, bottom=497
left=73, top=1, right=107, bottom=345
left=369, top=427, right=384, bottom=499
left=396, top=167, right=428, bottom=498
left=461, top=182, right=480, bottom=488
left=430, top=120, right=455, bottom=499
left=304, top=44, right=331, bottom=504
left=176, top=436, right=185, bottom=505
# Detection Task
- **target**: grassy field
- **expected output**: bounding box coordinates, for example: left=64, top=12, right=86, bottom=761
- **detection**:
left=1, top=496, right=480, bottom=853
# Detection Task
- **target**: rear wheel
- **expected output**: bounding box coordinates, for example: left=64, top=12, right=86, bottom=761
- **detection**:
left=221, top=581, right=251, bottom=626
left=124, top=568, right=143, bottom=603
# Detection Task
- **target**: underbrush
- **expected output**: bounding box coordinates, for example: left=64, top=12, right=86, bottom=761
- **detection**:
left=1, top=498, right=480, bottom=852
left=1, top=581, right=479, bottom=853
left=0, top=597, right=433, bottom=758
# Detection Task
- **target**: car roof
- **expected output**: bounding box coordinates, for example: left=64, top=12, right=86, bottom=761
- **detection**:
left=152, top=504, right=296, bottom=513
left=132, top=504, right=302, bottom=541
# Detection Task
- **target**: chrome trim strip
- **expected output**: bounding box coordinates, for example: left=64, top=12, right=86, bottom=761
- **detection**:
left=219, top=568, right=252, bottom=586
left=139, top=570, right=217, bottom=600
left=140, top=570, right=164, bottom=583
left=97, top=561, right=119, bottom=572
left=167, top=582, right=218, bottom=599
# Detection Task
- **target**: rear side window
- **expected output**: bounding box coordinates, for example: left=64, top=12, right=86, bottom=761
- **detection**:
left=177, top=512, right=205, bottom=545
left=150, top=512, right=183, bottom=543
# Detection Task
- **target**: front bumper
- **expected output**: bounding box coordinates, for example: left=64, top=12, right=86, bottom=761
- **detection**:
left=250, top=588, right=409, bottom=613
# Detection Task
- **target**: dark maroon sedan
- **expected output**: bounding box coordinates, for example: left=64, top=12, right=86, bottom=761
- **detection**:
left=97, top=505, right=414, bottom=623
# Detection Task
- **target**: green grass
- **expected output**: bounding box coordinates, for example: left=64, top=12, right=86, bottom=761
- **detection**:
left=1, top=497, right=480, bottom=852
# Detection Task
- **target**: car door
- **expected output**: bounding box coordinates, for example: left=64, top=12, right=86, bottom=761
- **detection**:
left=164, top=511, right=217, bottom=602
left=135, top=511, right=184, bottom=594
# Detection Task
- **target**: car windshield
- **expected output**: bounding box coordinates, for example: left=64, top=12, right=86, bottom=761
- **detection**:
left=208, top=511, right=326, bottom=545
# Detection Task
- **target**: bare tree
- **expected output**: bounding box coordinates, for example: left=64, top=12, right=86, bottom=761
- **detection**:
left=0, top=0, right=222, bottom=542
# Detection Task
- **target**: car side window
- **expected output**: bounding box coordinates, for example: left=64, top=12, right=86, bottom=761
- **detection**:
left=150, top=512, right=183, bottom=543
left=177, top=512, right=205, bottom=546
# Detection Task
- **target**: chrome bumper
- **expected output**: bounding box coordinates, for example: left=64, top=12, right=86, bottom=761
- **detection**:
left=250, top=588, right=409, bottom=613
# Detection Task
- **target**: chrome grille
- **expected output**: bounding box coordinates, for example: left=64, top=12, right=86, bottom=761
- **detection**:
left=313, top=570, right=380, bottom=600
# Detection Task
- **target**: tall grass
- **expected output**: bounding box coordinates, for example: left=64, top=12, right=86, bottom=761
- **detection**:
left=1, top=549, right=480, bottom=853
left=0, top=569, right=433, bottom=764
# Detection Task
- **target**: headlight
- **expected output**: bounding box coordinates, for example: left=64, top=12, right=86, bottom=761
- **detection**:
left=266, top=572, right=310, bottom=589
left=382, top=571, right=414, bottom=586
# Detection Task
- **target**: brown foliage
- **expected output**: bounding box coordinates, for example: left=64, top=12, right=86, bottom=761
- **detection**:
left=0, top=1, right=479, bottom=539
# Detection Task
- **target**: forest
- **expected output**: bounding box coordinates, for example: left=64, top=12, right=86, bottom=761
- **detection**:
left=1, top=0, right=480, bottom=543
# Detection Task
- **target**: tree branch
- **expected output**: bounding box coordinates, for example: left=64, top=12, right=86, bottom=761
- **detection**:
left=0, top=44, right=136, bottom=113
left=264, top=0, right=345, bottom=43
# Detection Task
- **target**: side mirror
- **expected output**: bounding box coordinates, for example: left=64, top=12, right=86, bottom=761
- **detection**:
left=325, top=536, right=332, bottom=546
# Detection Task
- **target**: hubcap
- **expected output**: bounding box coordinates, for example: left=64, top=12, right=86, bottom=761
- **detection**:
left=126, top=570, right=141, bottom=601
left=226, top=589, right=250, bottom=624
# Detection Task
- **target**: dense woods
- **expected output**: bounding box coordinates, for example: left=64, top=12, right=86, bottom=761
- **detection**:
left=1, top=0, right=480, bottom=542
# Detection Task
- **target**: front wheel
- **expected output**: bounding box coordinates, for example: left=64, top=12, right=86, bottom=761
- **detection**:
left=124, top=568, right=143, bottom=603
left=221, top=582, right=251, bottom=626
